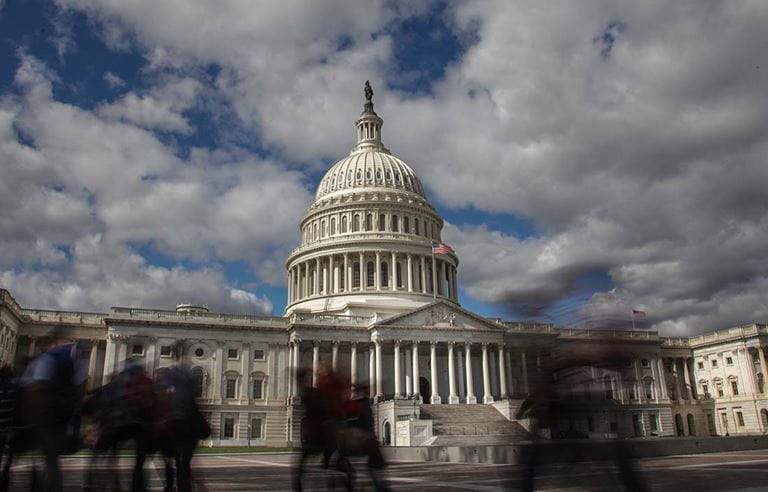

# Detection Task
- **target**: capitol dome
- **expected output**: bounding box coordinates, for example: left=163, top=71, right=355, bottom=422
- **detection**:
left=285, top=82, right=458, bottom=317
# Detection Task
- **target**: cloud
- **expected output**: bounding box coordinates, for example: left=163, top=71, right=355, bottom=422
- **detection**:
left=1, top=55, right=309, bottom=313
left=11, top=1, right=768, bottom=334
left=103, top=71, right=125, bottom=88
left=96, top=76, right=202, bottom=133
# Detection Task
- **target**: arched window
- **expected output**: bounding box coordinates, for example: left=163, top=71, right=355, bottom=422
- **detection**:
left=379, top=213, right=386, bottom=231
left=644, top=378, right=654, bottom=400
left=191, top=367, right=204, bottom=398
left=415, top=219, right=420, bottom=236
left=320, top=220, right=326, bottom=238
left=404, top=216, right=409, bottom=233
left=392, top=215, right=399, bottom=232
left=418, top=264, right=423, bottom=291
left=366, top=214, right=373, bottom=231
left=381, top=262, right=389, bottom=287
left=353, top=262, right=361, bottom=288
left=353, top=214, right=360, bottom=232
left=339, top=267, right=345, bottom=290
left=341, top=215, right=348, bottom=233
left=330, top=217, right=336, bottom=235
left=396, top=263, right=402, bottom=288
left=366, top=262, right=375, bottom=287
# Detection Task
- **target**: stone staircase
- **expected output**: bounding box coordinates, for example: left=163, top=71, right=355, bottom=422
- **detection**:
left=419, top=404, right=531, bottom=446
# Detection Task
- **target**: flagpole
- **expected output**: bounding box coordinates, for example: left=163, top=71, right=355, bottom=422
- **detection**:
left=631, top=311, right=636, bottom=330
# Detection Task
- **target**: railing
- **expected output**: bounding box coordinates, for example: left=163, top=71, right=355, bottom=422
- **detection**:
left=557, top=328, right=659, bottom=340
left=288, top=232, right=438, bottom=257
left=502, top=322, right=556, bottom=333
left=290, top=312, right=373, bottom=325
left=109, top=307, right=288, bottom=327
left=21, top=308, right=106, bottom=325
left=661, top=337, right=691, bottom=348
left=687, top=323, right=768, bottom=346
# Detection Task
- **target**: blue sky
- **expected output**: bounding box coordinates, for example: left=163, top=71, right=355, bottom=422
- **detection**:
left=2, top=1, right=768, bottom=335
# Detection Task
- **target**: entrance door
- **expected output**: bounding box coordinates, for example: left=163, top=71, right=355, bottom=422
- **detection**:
left=419, top=377, right=430, bottom=402
left=675, top=414, right=685, bottom=436
left=687, top=414, right=696, bottom=436
left=721, top=412, right=729, bottom=436
left=632, top=414, right=643, bottom=437
left=706, top=413, right=715, bottom=435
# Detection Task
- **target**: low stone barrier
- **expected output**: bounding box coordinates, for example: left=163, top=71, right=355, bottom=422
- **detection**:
left=382, top=435, right=768, bottom=465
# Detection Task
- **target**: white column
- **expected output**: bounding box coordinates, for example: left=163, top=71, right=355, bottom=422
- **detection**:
left=759, top=347, right=768, bottom=393
left=405, top=346, right=412, bottom=396
left=439, top=260, right=445, bottom=296
left=330, top=255, right=337, bottom=294
left=369, top=344, right=376, bottom=398
left=683, top=357, right=695, bottom=399
left=291, top=341, right=300, bottom=399
left=739, top=348, right=757, bottom=395
left=431, top=257, right=438, bottom=296
left=312, top=341, right=320, bottom=388
left=241, top=343, right=251, bottom=402
left=314, top=258, right=320, bottom=296
left=391, top=252, right=397, bottom=291
left=671, top=359, right=682, bottom=400
left=350, top=342, right=358, bottom=388
left=375, top=251, right=381, bottom=291
left=332, top=341, right=339, bottom=372
left=359, top=252, right=365, bottom=291
left=322, top=259, right=328, bottom=294
left=394, top=340, right=402, bottom=398
left=412, top=341, right=421, bottom=401
left=420, top=256, right=427, bottom=293
left=375, top=340, right=383, bottom=400
left=465, top=343, right=476, bottom=403
left=213, top=342, right=224, bottom=402
left=521, top=350, right=529, bottom=395
left=498, top=344, right=508, bottom=399
left=457, top=345, right=465, bottom=399
left=448, top=342, right=458, bottom=404
left=407, top=254, right=413, bottom=292
left=85, top=340, right=98, bottom=388
left=344, top=253, right=349, bottom=292
left=430, top=341, right=441, bottom=404
left=102, top=337, right=115, bottom=384
left=656, top=358, right=668, bottom=400
left=505, top=348, right=514, bottom=396
left=482, top=343, right=493, bottom=403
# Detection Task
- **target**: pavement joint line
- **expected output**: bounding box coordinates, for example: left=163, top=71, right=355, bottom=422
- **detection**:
left=663, top=458, right=768, bottom=470
left=217, top=455, right=293, bottom=468
left=387, top=475, right=500, bottom=491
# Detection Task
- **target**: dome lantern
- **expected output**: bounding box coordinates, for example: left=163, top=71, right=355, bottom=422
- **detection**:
left=353, top=81, right=387, bottom=154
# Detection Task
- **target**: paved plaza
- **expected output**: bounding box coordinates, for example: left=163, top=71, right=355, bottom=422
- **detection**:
left=5, top=449, right=768, bottom=491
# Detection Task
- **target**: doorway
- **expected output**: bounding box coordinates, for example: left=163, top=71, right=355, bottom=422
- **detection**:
left=419, top=377, right=430, bottom=401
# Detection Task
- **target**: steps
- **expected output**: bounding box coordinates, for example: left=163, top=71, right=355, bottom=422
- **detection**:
left=419, top=404, right=531, bottom=445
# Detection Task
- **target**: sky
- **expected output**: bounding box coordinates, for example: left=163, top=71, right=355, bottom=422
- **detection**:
left=1, top=0, right=768, bottom=336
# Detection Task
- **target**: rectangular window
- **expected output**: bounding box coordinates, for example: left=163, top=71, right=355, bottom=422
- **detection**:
left=726, top=356, right=733, bottom=366
left=731, top=381, right=739, bottom=396
left=251, top=418, right=263, bottom=439
left=253, top=349, right=265, bottom=361
left=252, top=379, right=264, bottom=400
left=223, top=417, right=235, bottom=439
left=610, top=421, right=618, bottom=433
left=225, top=379, right=236, bottom=399
left=717, top=385, right=724, bottom=397
left=649, top=414, right=659, bottom=433
left=131, top=344, right=144, bottom=356
left=641, top=359, right=649, bottom=367
left=629, top=388, right=636, bottom=400
left=697, top=361, right=704, bottom=369
left=702, top=384, right=708, bottom=396
left=736, top=411, right=745, bottom=427
left=587, top=416, right=595, bottom=432
left=712, top=359, right=718, bottom=368
left=228, top=348, right=238, bottom=360
left=160, top=345, right=172, bottom=357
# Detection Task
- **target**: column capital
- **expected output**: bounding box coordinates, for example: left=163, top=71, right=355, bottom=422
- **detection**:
left=331, top=340, right=339, bottom=348
left=430, top=340, right=438, bottom=347
left=349, top=341, right=357, bottom=348
left=447, top=340, right=455, bottom=347
left=312, top=340, right=320, bottom=348
left=394, top=339, right=401, bottom=347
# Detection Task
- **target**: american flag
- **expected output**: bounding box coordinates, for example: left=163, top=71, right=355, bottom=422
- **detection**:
left=632, top=309, right=646, bottom=320
left=431, top=242, right=453, bottom=255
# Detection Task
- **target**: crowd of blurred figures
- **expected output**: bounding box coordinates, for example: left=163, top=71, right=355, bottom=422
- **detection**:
left=0, top=328, right=654, bottom=491
left=0, top=329, right=210, bottom=491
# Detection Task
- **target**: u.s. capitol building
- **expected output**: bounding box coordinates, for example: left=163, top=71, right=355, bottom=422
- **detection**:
left=1, top=87, right=768, bottom=447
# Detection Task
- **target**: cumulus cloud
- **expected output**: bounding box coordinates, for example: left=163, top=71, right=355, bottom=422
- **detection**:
left=0, top=55, right=309, bottom=313
left=6, top=1, right=767, bottom=333
left=96, top=76, right=201, bottom=133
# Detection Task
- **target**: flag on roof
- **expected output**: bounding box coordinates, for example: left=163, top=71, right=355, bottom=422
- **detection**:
left=632, top=309, right=646, bottom=320
left=431, top=242, right=453, bottom=255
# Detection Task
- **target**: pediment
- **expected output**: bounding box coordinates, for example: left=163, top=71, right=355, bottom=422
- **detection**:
left=375, top=300, right=502, bottom=331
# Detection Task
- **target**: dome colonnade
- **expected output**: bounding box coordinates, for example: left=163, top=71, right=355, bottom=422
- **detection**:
left=285, top=83, right=458, bottom=315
